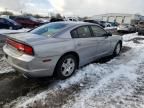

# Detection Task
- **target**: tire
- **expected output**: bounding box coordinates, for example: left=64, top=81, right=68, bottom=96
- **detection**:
left=55, top=55, right=78, bottom=80
left=113, top=42, right=122, bottom=56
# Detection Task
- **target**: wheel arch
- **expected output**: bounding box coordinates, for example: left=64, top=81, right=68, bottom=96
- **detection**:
left=53, top=51, right=80, bottom=76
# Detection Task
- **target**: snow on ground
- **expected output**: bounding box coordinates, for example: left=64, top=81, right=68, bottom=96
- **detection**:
left=0, top=58, right=14, bottom=74
left=3, top=33, right=144, bottom=108
left=123, top=32, right=144, bottom=41
left=0, top=28, right=30, bottom=34
left=63, top=43, right=144, bottom=108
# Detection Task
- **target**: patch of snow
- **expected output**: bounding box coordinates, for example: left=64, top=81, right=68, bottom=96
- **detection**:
left=123, top=32, right=144, bottom=41
left=62, top=35, right=144, bottom=108
left=5, top=33, right=144, bottom=108
left=0, top=58, right=14, bottom=74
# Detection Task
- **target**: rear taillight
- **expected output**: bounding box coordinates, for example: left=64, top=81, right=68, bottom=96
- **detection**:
left=6, top=38, right=34, bottom=56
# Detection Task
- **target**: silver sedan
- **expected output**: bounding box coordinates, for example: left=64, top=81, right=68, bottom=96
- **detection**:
left=3, top=22, right=122, bottom=79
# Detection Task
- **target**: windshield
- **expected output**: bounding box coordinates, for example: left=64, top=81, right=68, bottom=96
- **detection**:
left=30, top=23, right=68, bottom=37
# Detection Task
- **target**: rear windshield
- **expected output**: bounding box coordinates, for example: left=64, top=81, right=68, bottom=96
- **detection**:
left=30, top=23, right=67, bottom=37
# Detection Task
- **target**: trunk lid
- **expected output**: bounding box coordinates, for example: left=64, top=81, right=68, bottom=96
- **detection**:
left=6, top=32, right=68, bottom=47
left=7, top=33, right=48, bottom=45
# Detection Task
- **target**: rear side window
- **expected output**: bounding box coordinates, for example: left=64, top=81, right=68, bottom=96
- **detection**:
left=31, top=23, right=67, bottom=37
left=91, top=26, right=107, bottom=37
left=71, top=26, right=92, bottom=38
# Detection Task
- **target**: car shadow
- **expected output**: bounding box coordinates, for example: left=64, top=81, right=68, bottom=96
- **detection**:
left=92, top=46, right=131, bottom=64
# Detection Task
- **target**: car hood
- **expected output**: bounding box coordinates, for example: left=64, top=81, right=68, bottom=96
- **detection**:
left=7, top=33, right=66, bottom=46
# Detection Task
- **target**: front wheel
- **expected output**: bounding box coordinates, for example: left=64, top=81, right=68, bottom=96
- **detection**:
left=113, top=42, right=122, bottom=56
left=55, top=55, right=78, bottom=80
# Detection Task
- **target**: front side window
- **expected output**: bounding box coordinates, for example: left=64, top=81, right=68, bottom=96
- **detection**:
left=91, top=26, right=107, bottom=37
left=31, top=23, right=67, bottom=37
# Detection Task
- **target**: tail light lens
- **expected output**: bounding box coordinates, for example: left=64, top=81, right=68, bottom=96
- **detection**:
left=6, top=38, right=34, bottom=56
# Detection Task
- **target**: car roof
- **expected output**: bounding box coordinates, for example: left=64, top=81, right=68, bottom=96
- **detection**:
left=50, top=21, right=100, bottom=27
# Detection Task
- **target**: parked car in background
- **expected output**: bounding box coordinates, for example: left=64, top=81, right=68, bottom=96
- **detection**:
left=0, top=18, right=22, bottom=30
left=108, top=22, right=119, bottom=27
left=3, top=22, right=122, bottom=79
left=117, top=24, right=136, bottom=33
left=50, top=18, right=64, bottom=22
left=84, top=20, right=105, bottom=28
left=99, top=21, right=113, bottom=28
left=137, top=21, right=144, bottom=35
left=10, top=16, right=44, bottom=28
left=104, top=22, right=112, bottom=27
left=65, top=17, right=79, bottom=22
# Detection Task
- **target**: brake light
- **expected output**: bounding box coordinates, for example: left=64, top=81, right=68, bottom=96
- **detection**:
left=6, top=38, right=34, bottom=55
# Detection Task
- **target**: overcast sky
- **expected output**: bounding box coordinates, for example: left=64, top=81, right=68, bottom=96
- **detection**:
left=0, top=0, right=143, bottom=16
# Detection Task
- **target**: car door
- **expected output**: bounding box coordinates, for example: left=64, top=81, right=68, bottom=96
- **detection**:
left=71, top=25, right=100, bottom=66
left=90, top=25, right=111, bottom=57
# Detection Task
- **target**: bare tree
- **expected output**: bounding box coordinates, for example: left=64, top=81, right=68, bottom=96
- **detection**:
left=0, top=11, right=14, bottom=16
left=55, top=13, right=62, bottom=19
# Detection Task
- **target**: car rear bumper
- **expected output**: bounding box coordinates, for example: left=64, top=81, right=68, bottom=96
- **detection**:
left=3, top=45, right=59, bottom=78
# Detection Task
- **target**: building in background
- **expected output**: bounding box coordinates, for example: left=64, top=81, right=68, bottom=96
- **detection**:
left=91, top=13, right=144, bottom=25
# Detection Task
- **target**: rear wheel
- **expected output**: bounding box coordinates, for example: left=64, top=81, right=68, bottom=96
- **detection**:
left=113, top=42, right=122, bottom=56
left=55, top=55, right=78, bottom=80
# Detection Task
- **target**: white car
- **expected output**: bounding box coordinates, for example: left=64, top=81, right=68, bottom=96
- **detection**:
left=117, top=24, right=136, bottom=32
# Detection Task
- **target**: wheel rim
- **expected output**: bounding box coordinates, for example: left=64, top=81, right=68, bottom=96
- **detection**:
left=116, top=44, right=121, bottom=55
left=61, top=58, right=75, bottom=77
